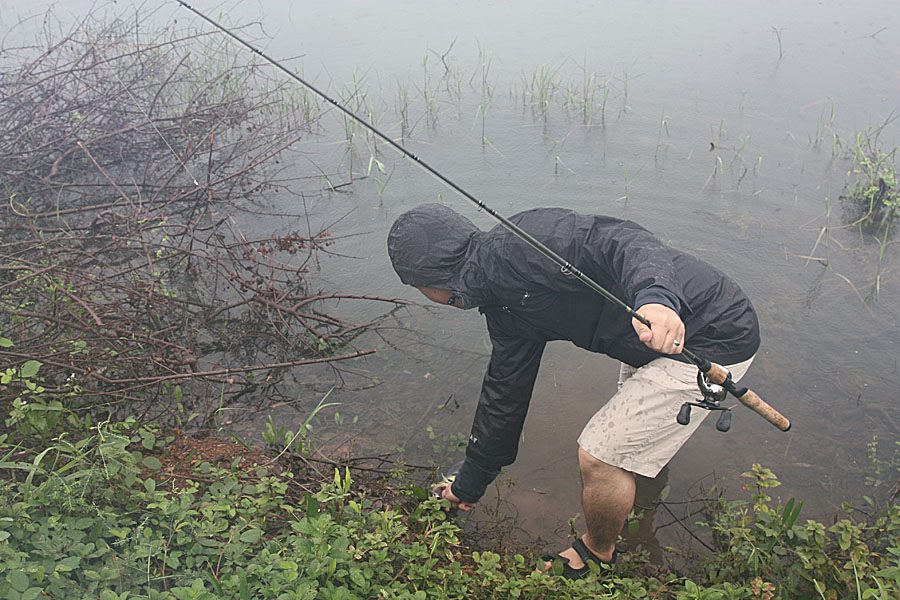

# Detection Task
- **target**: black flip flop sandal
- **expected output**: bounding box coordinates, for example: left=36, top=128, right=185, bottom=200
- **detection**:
left=542, top=538, right=617, bottom=580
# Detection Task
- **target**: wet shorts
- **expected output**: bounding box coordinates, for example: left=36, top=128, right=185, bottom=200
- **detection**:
left=576, top=355, right=755, bottom=478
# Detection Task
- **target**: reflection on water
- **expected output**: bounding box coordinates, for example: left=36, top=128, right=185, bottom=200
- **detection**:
left=7, top=0, right=899, bottom=557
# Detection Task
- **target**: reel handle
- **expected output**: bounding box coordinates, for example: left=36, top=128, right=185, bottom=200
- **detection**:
left=677, top=403, right=692, bottom=425
left=703, top=363, right=791, bottom=432
left=716, top=410, right=732, bottom=432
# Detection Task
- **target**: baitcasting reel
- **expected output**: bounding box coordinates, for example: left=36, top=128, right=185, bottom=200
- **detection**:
left=677, top=371, right=732, bottom=432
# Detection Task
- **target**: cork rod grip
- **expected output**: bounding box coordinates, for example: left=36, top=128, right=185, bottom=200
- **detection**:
left=704, top=363, right=791, bottom=432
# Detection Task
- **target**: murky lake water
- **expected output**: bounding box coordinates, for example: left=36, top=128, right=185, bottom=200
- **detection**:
left=8, top=0, right=899, bottom=556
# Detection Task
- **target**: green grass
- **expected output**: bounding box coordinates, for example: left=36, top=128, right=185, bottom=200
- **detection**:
left=846, top=118, right=899, bottom=234
left=3, top=359, right=900, bottom=599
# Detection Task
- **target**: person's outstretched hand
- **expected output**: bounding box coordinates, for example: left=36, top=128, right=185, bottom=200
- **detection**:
left=436, top=484, right=477, bottom=511
left=632, top=303, right=684, bottom=355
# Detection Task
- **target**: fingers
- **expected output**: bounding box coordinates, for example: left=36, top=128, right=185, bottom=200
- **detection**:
left=657, top=321, right=684, bottom=354
left=632, top=303, right=685, bottom=355
left=438, top=484, right=475, bottom=511
left=633, top=320, right=653, bottom=344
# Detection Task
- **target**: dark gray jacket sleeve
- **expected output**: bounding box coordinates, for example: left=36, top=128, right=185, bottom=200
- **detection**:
left=634, top=285, right=682, bottom=314
left=449, top=458, right=500, bottom=504
left=451, top=327, right=545, bottom=503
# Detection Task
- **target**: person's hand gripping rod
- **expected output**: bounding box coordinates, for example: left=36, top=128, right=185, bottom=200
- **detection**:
left=632, top=309, right=790, bottom=432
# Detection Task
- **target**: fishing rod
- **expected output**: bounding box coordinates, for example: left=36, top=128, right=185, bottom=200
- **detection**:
left=174, top=0, right=790, bottom=432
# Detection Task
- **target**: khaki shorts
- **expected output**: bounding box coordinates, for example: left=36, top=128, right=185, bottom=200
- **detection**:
left=577, top=356, right=755, bottom=478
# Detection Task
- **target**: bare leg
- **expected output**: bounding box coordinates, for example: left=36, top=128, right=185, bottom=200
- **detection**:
left=546, top=446, right=635, bottom=569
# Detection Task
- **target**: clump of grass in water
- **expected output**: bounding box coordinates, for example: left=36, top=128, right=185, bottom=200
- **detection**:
left=843, top=115, right=899, bottom=296
left=473, top=41, right=494, bottom=147
left=846, top=124, right=899, bottom=235
left=520, top=62, right=563, bottom=124
left=397, top=81, right=410, bottom=138
left=654, top=108, right=669, bottom=160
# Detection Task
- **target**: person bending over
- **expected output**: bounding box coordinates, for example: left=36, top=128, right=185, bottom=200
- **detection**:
left=387, top=203, right=759, bottom=579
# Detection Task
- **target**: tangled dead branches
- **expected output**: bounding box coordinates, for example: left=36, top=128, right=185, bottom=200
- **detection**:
left=0, top=7, right=407, bottom=427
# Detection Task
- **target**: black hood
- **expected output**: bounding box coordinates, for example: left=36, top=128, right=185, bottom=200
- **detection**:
left=387, top=203, right=489, bottom=309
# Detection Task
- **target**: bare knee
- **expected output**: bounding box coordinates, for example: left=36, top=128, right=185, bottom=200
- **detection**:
left=578, top=446, right=630, bottom=484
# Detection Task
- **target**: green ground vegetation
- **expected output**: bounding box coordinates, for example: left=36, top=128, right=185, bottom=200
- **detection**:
left=1, top=358, right=900, bottom=599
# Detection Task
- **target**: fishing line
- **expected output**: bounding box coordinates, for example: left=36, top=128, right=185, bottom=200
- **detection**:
left=174, top=0, right=790, bottom=432
left=173, top=2, right=643, bottom=322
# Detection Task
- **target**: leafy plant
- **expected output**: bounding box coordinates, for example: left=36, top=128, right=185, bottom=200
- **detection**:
left=865, top=436, right=900, bottom=491
left=701, top=463, right=900, bottom=599
left=4, top=400, right=900, bottom=600
left=262, top=387, right=341, bottom=457
left=846, top=117, right=900, bottom=234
